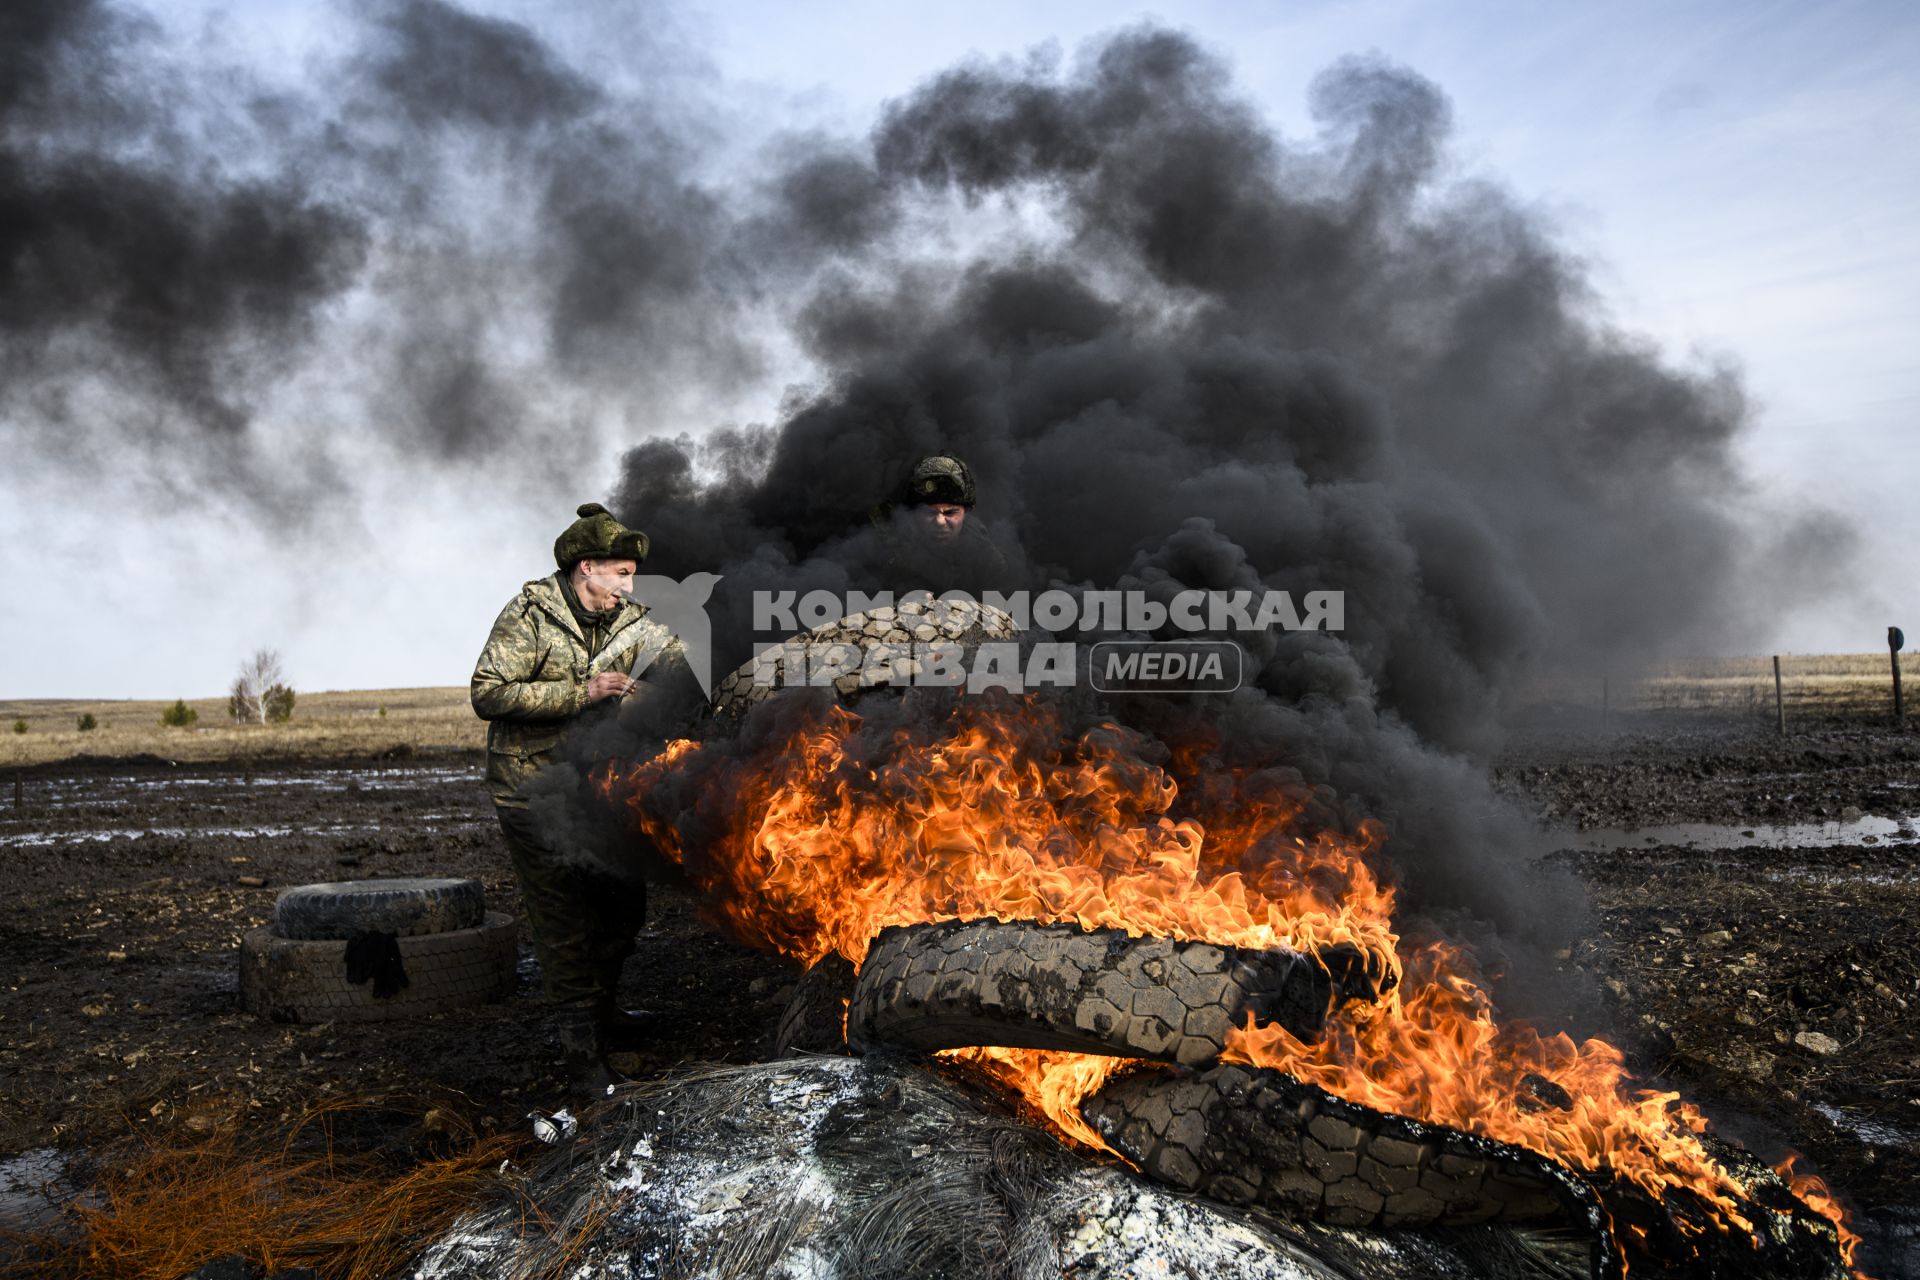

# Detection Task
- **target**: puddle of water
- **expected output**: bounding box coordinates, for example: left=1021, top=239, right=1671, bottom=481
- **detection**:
left=118, top=766, right=482, bottom=792
left=1812, top=1102, right=1920, bottom=1153
left=3, top=764, right=490, bottom=846
left=1552, top=814, right=1920, bottom=853
left=0, top=820, right=490, bottom=849
left=1759, top=868, right=1915, bottom=889
left=1860, top=1205, right=1920, bottom=1280
left=0, top=824, right=292, bottom=848
left=0, top=1147, right=80, bottom=1231
left=17, top=765, right=479, bottom=806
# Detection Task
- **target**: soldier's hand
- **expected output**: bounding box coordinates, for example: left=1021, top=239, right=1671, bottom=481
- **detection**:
left=587, top=672, right=638, bottom=703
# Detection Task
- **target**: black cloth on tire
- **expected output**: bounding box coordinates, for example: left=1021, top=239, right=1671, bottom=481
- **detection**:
left=344, top=930, right=410, bottom=999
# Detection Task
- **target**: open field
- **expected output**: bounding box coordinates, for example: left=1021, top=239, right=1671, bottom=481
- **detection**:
left=1637, top=652, right=1913, bottom=718
left=0, top=688, right=482, bottom=767
left=1, top=651, right=1911, bottom=771
left=1527, top=652, right=1914, bottom=720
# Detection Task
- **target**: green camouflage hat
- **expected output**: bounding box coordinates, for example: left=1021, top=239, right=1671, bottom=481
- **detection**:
left=553, top=502, right=650, bottom=568
left=904, top=455, right=976, bottom=507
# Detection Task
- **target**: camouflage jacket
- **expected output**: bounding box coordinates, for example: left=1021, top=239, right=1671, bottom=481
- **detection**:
left=470, top=573, right=679, bottom=808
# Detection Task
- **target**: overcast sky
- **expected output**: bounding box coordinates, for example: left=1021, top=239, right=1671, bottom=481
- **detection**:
left=3, top=0, right=1915, bottom=699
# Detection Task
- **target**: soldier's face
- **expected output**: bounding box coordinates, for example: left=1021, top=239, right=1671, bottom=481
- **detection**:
left=575, top=559, right=638, bottom=610
left=916, top=503, right=968, bottom=541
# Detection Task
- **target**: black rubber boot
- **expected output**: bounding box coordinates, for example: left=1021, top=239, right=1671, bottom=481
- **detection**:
left=594, top=999, right=660, bottom=1049
left=557, top=1004, right=627, bottom=1098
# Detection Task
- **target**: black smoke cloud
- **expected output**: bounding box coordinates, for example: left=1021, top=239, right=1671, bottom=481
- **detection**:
left=360, top=0, right=600, bottom=130
left=0, top=0, right=815, bottom=500
left=4, top=4, right=1852, bottom=1016
left=617, top=31, right=1848, bottom=740
left=599, top=29, right=1849, bottom=1018
left=1, top=0, right=365, bottom=478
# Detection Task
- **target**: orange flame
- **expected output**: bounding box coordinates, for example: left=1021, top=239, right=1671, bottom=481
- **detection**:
left=1776, top=1153, right=1868, bottom=1276
left=601, top=695, right=1854, bottom=1258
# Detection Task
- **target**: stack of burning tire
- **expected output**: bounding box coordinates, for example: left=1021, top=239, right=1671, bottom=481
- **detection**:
left=733, top=606, right=1852, bottom=1280
left=773, top=918, right=1849, bottom=1279
left=783, top=920, right=1587, bottom=1231
left=239, top=878, right=516, bottom=1023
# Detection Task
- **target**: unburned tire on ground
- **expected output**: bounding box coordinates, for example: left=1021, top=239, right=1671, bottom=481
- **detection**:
left=272, top=877, right=486, bottom=940
left=1082, top=1063, right=1598, bottom=1236
left=848, top=918, right=1349, bottom=1066
left=240, top=911, right=517, bottom=1023
left=770, top=953, right=858, bottom=1057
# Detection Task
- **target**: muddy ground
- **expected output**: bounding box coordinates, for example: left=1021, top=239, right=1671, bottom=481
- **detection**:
left=2, top=714, right=1917, bottom=1275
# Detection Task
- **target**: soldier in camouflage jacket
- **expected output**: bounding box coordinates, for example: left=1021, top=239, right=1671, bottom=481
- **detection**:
left=472, top=576, right=678, bottom=807
left=471, top=503, right=682, bottom=1093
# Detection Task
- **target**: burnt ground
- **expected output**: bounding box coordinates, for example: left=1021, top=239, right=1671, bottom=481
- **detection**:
left=1, top=715, right=1917, bottom=1274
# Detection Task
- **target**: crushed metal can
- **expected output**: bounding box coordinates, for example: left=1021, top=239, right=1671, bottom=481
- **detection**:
left=528, top=1107, right=578, bottom=1145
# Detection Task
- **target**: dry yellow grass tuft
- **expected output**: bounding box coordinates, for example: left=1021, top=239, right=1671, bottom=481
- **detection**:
left=0, top=688, right=483, bottom=767
left=0, top=1094, right=537, bottom=1280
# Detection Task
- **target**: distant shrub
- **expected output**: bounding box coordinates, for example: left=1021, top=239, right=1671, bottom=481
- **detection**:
left=10, top=719, right=25, bottom=735
left=78, top=713, right=97, bottom=732
left=228, top=677, right=259, bottom=723
left=160, top=700, right=198, bottom=728
left=263, top=684, right=296, bottom=724
left=230, top=649, right=290, bottom=725
left=378, top=705, right=388, bottom=718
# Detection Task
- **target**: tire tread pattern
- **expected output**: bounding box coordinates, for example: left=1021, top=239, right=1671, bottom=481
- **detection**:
left=240, top=911, right=517, bottom=1023
left=770, top=953, right=858, bottom=1057
left=1082, top=1063, right=1603, bottom=1237
left=273, top=877, right=486, bottom=940
left=848, top=918, right=1338, bottom=1065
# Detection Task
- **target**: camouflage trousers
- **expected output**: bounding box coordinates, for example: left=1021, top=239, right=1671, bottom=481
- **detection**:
left=494, top=805, right=648, bottom=1010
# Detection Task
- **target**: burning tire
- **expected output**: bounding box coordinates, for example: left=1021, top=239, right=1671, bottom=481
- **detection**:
left=239, top=912, right=517, bottom=1023
left=770, top=953, right=857, bottom=1056
left=1082, top=1063, right=1597, bottom=1234
left=710, top=599, right=1021, bottom=720
left=272, top=877, right=486, bottom=940
left=845, top=920, right=1607, bottom=1246
left=848, top=918, right=1361, bottom=1066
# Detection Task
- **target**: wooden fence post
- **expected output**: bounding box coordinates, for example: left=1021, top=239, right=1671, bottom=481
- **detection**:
left=1773, top=655, right=1785, bottom=735
left=1892, top=626, right=1906, bottom=727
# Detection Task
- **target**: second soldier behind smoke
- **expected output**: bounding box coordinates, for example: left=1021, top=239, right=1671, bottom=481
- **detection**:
left=870, top=455, right=1009, bottom=595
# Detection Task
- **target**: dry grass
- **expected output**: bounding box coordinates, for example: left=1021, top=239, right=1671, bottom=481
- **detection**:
left=1526, top=652, right=1916, bottom=719
left=0, top=1095, right=536, bottom=1280
left=1638, top=653, right=1913, bottom=717
left=0, top=688, right=483, bottom=767
left=2, top=651, right=1910, bottom=768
